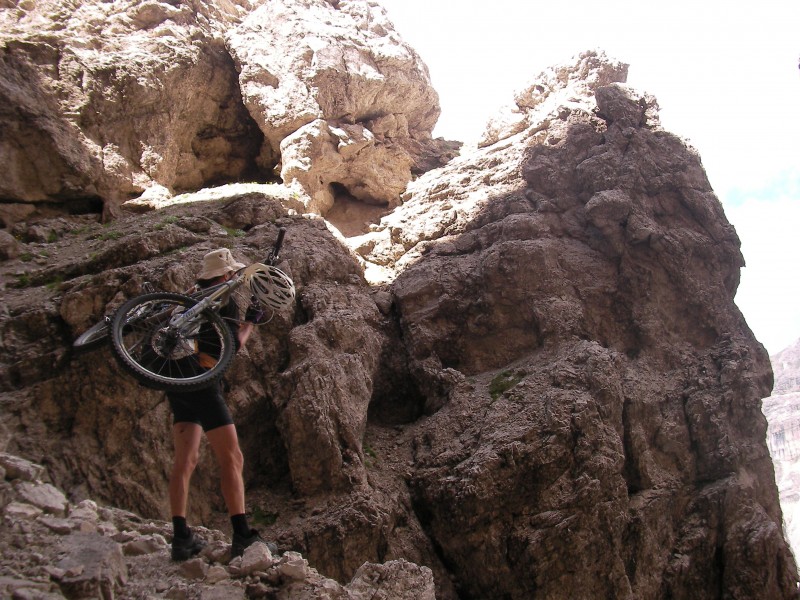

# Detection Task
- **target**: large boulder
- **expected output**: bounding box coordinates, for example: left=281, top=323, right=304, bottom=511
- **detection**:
left=226, top=0, right=447, bottom=213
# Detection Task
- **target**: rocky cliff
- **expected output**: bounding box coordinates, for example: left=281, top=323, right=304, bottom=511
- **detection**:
left=0, top=1, right=797, bottom=599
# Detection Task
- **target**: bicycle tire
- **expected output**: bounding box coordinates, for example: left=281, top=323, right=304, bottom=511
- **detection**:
left=72, top=318, right=110, bottom=354
left=109, top=292, right=236, bottom=392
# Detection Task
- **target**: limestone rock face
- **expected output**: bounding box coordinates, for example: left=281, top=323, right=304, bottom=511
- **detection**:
left=0, top=0, right=449, bottom=219
left=350, top=50, right=798, bottom=599
left=0, top=0, right=263, bottom=218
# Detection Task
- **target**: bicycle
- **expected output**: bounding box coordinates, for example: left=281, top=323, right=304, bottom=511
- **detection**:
left=72, top=228, right=294, bottom=392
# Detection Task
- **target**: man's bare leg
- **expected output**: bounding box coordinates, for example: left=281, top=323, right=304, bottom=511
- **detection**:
left=170, top=422, right=203, bottom=517
left=206, top=423, right=245, bottom=515
left=169, top=422, right=205, bottom=561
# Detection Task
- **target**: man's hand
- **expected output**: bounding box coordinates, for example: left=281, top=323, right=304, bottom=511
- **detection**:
left=245, top=301, right=266, bottom=324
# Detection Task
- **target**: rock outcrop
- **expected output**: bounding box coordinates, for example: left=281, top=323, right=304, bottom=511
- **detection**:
left=0, top=2, right=796, bottom=598
left=0, top=0, right=456, bottom=220
left=339, top=50, right=797, bottom=599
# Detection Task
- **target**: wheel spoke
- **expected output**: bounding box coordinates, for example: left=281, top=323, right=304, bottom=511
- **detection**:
left=109, top=292, right=235, bottom=392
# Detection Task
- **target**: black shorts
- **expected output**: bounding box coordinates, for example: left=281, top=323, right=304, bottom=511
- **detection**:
left=166, top=382, right=234, bottom=432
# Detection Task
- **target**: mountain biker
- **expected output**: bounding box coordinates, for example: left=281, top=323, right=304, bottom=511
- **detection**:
left=168, top=247, right=276, bottom=561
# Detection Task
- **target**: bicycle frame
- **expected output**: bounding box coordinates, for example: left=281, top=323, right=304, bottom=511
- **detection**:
left=73, top=227, right=290, bottom=386
left=166, top=262, right=275, bottom=333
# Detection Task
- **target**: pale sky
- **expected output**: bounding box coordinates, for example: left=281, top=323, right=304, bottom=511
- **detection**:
left=380, top=0, right=800, bottom=356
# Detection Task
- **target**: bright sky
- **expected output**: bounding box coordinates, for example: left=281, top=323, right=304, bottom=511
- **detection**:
left=380, top=0, right=800, bottom=356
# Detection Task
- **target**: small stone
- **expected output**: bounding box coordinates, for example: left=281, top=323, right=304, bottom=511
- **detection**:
left=69, top=500, right=98, bottom=522
left=64, top=564, right=85, bottom=578
left=0, top=454, right=45, bottom=482
left=205, top=565, right=229, bottom=584
left=0, top=230, right=20, bottom=261
left=72, top=519, right=97, bottom=533
left=14, top=481, right=69, bottom=516
left=123, top=534, right=167, bottom=556
left=97, top=522, right=118, bottom=536
left=44, top=565, right=66, bottom=580
left=112, top=530, right=137, bottom=543
left=5, top=501, right=43, bottom=520
left=200, top=539, right=230, bottom=564
left=275, top=552, right=308, bottom=581
left=178, top=557, right=208, bottom=580
left=166, top=584, right=189, bottom=600
left=39, top=516, right=73, bottom=534
left=240, top=543, right=274, bottom=575
left=245, top=581, right=271, bottom=598
left=371, top=290, right=393, bottom=315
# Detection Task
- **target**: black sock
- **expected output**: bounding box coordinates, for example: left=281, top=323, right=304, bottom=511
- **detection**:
left=172, top=516, right=190, bottom=539
left=231, top=513, right=250, bottom=537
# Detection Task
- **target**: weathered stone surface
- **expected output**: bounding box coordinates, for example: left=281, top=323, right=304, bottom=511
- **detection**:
left=764, top=338, right=800, bottom=563
left=339, top=50, right=796, bottom=599
left=276, top=275, right=386, bottom=495
left=0, top=0, right=265, bottom=218
left=55, top=532, right=127, bottom=599
left=0, top=230, right=20, bottom=261
left=346, top=559, right=435, bottom=600
left=226, top=0, right=446, bottom=214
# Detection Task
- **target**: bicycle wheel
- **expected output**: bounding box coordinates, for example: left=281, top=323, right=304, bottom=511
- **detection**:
left=109, top=292, right=236, bottom=392
left=72, top=318, right=110, bottom=354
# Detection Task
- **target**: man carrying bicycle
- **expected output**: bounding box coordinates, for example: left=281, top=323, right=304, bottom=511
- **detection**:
left=168, top=247, right=276, bottom=561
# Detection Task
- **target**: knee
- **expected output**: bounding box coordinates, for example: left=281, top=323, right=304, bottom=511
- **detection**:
left=173, top=451, right=200, bottom=475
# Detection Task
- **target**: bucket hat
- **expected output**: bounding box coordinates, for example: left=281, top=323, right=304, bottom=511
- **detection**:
left=197, top=248, right=245, bottom=280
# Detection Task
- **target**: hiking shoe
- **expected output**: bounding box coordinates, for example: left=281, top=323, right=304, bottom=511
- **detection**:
left=231, top=528, right=278, bottom=558
left=171, top=529, right=206, bottom=561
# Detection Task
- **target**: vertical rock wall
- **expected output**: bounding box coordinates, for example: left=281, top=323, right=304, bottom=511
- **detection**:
left=352, top=51, right=798, bottom=599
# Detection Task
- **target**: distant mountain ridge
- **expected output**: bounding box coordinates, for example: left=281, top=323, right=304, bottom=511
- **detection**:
left=773, top=339, right=800, bottom=395
left=763, top=337, right=800, bottom=564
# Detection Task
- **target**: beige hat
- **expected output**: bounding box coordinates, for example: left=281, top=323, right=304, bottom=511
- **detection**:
left=197, top=248, right=246, bottom=280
